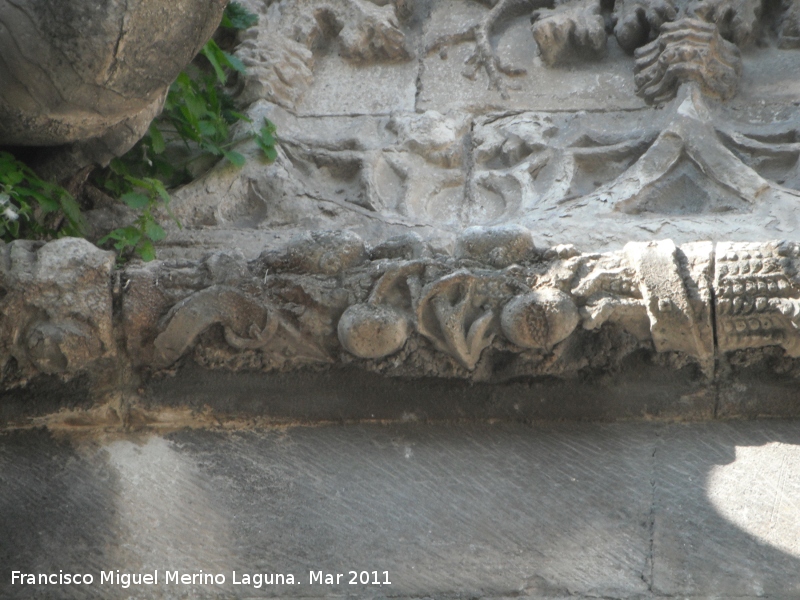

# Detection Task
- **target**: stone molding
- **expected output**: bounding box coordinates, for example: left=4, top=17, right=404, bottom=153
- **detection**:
left=4, top=230, right=800, bottom=393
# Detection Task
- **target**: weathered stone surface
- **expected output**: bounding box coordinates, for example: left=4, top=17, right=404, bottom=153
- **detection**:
left=715, top=240, right=800, bottom=356
left=257, top=230, right=369, bottom=275
left=652, top=422, right=800, bottom=596
left=234, top=0, right=416, bottom=114
left=9, top=230, right=800, bottom=411
left=454, top=225, right=536, bottom=267
left=4, top=0, right=800, bottom=416
left=161, top=94, right=800, bottom=259
left=338, top=303, right=410, bottom=358
left=614, top=0, right=678, bottom=53
left=501, top=288, right=581, bottom=350
left=0, top=238, right=115, bottom=385
left=532, top=0, right=608, bottom=66
left=634, top=19, right=743, bottom=103
left=0, top=0, right=226, bottom=162
left=3, top=422, right=800, bottom=599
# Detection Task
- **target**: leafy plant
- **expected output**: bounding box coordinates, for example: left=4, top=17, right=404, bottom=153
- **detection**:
left=0, top=152, right=85, bottom=243
left=95, top=165, right=175, bottom=262
left=256, top=118, right=278, bottom=162
left=164, top=52, right=248, bottom=168
left=220, top=1, right=259, bottom=30
left=0, top=2, right=275, bottom=261
left=94, top=1, right=277, bottom=262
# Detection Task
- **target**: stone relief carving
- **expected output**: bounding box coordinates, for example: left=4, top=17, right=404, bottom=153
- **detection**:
left=2, top=0, right=800, bottom=402
left=0, top=239, right=115, bottom=384
left=4, top=231, right=800, bottom=390
left=419, top=0, right=796, bottom=102
left=467, top=86, right=800, bottom=224
left=531, top=0, right=609, bottom=66
left=633, top=19, right=742, bottom=103
left=140, top=0, right=800, bottom=270
left=110, top=228, right=797, bottom=382
left=715, top=241, right=800, bottom=356
left=235, top=0, right=412, bottom=109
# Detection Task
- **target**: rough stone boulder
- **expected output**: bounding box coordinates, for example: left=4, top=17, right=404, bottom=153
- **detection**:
left=0, top=0, right=226, bottom=162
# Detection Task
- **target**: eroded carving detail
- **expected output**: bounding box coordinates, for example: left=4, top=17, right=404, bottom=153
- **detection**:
left=467, top=85, right=795, bottom=220
left=780, top=0, right=800, bottom=48
left=333, top=228, right=715, bottom=373
left=715, top=241, right=800, bottom=356
left=235, top=0, right=412, bottom=109
left=633, top=19, right=742, bottom=103
left=531, top=0, right=608, bottom=66
left=614, top=0, right=678, bottom=52
left=0, top=238, right=116, bottom=383
left=422, top=0, right=796, bottom=103
left=500, top=288, right=580, bottom=350
left=8, top=231, right=800, bottom=388
left=112, top=227, right=800, bottom=381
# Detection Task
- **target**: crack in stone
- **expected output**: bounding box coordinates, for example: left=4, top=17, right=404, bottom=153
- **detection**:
left=645, top=432, right=659, bottom=593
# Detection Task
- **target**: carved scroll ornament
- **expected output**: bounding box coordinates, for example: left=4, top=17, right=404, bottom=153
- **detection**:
left=5, top=230, right=800, bottom=387
left=113, top=227, right=800, bottom=382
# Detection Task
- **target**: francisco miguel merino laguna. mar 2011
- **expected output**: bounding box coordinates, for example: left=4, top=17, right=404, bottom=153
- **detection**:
left=10, top=569, right=393, bottom=588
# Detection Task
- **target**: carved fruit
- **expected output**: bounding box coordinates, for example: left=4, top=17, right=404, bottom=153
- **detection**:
left=258, top=230, right=368, bottom=275
left=455, top=225, right=536, bottom=268
left=338, top=304, right=410, bottom=359
left=501, top=289, right=580, bottom=350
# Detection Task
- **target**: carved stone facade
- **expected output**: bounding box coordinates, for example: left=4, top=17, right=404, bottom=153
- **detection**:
left=4, top=0, right=800, bottom=418
left=3, top=231, right=800, bottom=394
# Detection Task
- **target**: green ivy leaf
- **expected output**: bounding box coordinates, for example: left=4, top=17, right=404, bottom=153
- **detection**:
left=198, top=120, right=219, bottom=138
left=2, top=170, right=24, bottom=186
left=202, top=40, right=228, bottom=85
left=261, top=145, right=278, bottom=162
left=258, top=130, right=275, bottom=146
left=59, top=194, right=86, bottom=234
left=144, top=219, right=166, bottom=242
left=223, top=51, right=246, bottom=75
left=148, top=123, right=166, bottom=154
left=99, top=226, right=141, bottom=250
left=223, top=150, right=246, bottom=167
left=137, top=239, right=156, bottom=262
left=148, top=179, right=171, bottom=204
left=120, top=192, right=151, bottom=210
left=185, top=93, right=209, bottom=120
